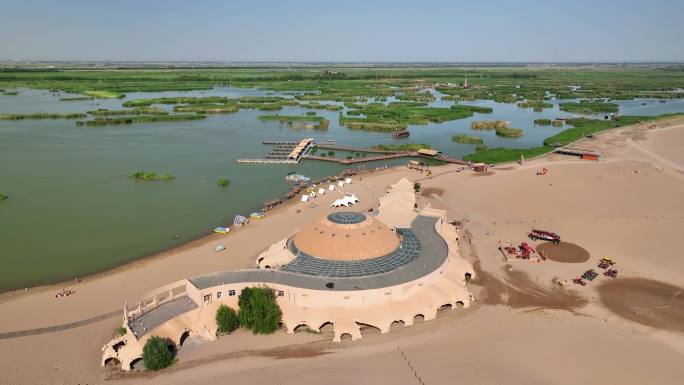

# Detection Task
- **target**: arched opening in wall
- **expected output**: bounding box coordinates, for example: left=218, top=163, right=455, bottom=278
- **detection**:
left=264, top=265, right=271, bottom=269
left=390, top=320, right=406, bottom=331
left=465, top=273, right=472, bottom=283
left=129, top=357, right=144, bottom=371
left=278, top=322, right=286, bottom=331
left=318, top=322, right=334, bottom=337
left=454, top=301, right=465, bottom=309
left=104, top=357, right=121, bottom=369
left=257, top=257, right=264, bottom=264
left=437, top=304, right=453, bottom=317
left=356, top=322, right=381, bottom=336
left=413, top=314, right=425, bottom=324
left=294, top=324, right=316, bottom=334
left=112, top=340, right=126, bottom=353
left=339, top=333, right=353, bottom=342
left=167, top=340, right=177, bottom=356
left=179, top=331, right=191, bottom=348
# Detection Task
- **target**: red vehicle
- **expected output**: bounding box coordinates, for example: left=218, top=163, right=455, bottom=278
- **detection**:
left=604, top=269, right=618, bottom=278
left=528, top=229, right=561, bottom=244
left=573, top=277, right=587, bottom=286
left=518, top=242, right=535, bottom=259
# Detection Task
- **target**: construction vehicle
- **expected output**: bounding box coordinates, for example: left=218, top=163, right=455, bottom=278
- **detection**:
left=528, top=229, right=561, bottom=244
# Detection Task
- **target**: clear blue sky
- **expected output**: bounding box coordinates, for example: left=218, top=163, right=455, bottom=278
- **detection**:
left=1, top=0, right=682, bottom=62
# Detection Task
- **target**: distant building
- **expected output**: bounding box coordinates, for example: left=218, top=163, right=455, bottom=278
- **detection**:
left=463, top=75, right=470, bottom=89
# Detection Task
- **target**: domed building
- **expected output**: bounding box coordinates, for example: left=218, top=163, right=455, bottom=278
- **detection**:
left=291, top=212, right=400, bottom=262
left=102, top=178, right=474, bottom=371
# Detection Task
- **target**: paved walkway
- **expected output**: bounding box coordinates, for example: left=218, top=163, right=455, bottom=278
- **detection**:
left=0, top=309, right=120, bottom=340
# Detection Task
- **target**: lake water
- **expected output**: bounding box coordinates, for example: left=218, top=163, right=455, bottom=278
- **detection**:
left=1, top=87, right=683, bottom=291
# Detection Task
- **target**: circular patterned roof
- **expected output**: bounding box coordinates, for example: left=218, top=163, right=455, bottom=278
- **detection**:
left=291, top=212, right=400, bottom=261
left=327, top=212, right=366, bottom=225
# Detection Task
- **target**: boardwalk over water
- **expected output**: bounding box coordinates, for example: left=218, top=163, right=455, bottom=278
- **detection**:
left=238, top=140, right=469, bottom=166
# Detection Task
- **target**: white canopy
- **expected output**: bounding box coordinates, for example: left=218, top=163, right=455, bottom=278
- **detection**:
left=301, top=194, right=309, bottom=202
left=331, top=194, right=359, bottom=208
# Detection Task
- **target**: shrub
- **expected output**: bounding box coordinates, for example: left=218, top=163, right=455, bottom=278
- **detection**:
left=217, top=178, right=230, bottom=187
left=452, top=134, right=484, bottom=144
left=215, top=304, right=240, bottom=334
left=238, top=287, right=282, bottom=334
left=116, top=326, right=127, bottom=337
left=142, top=336, right=174, bottom=371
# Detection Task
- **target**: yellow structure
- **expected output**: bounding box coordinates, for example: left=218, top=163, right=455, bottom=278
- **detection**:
left=102, top=178, right=474, bottom=371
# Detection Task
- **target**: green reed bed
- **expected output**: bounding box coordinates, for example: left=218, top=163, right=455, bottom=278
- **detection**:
left=471, top=120, right=510, bottom=130
left=495, top=127, right=524, bottom=138
left=559, top=101, right=619, bottom=114
left=0, top=112, right=86, bottom=120
left=130, top=170, right=175, bottom=181
left=258, top=114, right=329, bottom=130
left=452, top=134, right=484, bottom=144
left=77, top=114, right=205, bottom=126
left=87, top=107, right=168, bottom=116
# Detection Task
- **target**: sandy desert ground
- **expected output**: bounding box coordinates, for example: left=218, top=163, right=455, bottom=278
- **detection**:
left=1, top=117, right=683, bottom=385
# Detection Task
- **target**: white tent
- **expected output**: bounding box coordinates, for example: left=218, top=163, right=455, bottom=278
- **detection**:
left=331, top=194, right=359, bottom=208
left=338, top=181, right=344, bottom=187
left=318, top=188, right=326, bottom=195
left=328, top=184, right=335, bottom=191
left=301, top=194, right=309, bottom=202
left=344, top=177, right=352, bottom=184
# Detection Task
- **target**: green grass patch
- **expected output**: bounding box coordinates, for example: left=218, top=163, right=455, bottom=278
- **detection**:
left=78, top=114, right=205, bottom=126
left=464, top=146, right=553, bottom=163
left=299, top=102, right=343, bottom=111
left=0, top=112, right=86, bottom=120
left=0, top=193, right=8, bottom=201
left=84, top=90, right=124, bottom=99
left=60, top=96, right=94, bottom=101
left=471, top=120, right=509, bottom=130
left=173, top=103, right=238, bottom=114
left=517, top=100, right=553, bottom=109
left=495, top=127, right=524, bottom=138
left=559, top=101, right=619, bottom=114
left=130, top=170, right=175, bottom=181
left=452, top=134, right=484, bottom=144
left=123, top=96, right=228, bottom=107
left=217, top=178, right=231, bottom=187
left=258, top=114, right=329, bottom=130
left=87, top=107, right=168, bottom=116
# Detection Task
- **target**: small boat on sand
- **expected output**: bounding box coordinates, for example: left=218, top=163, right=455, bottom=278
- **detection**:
left=215, top=244, right=226, bottom=252
left=250, top=212, right=265, bottom=220
left=213, top=227, right=230, bottom=234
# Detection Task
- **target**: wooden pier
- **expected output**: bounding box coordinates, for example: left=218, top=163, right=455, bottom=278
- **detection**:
left=236, top=158, right=299, bottom=164
left=239, top=139, right=469, bottom=166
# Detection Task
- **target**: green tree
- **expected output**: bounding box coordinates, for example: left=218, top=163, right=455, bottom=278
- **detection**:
left=142, top=336, right=173, bottom=371
left=238, top=286, right=282, bottom=334
left=216, top=304, right=239, bottom=334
